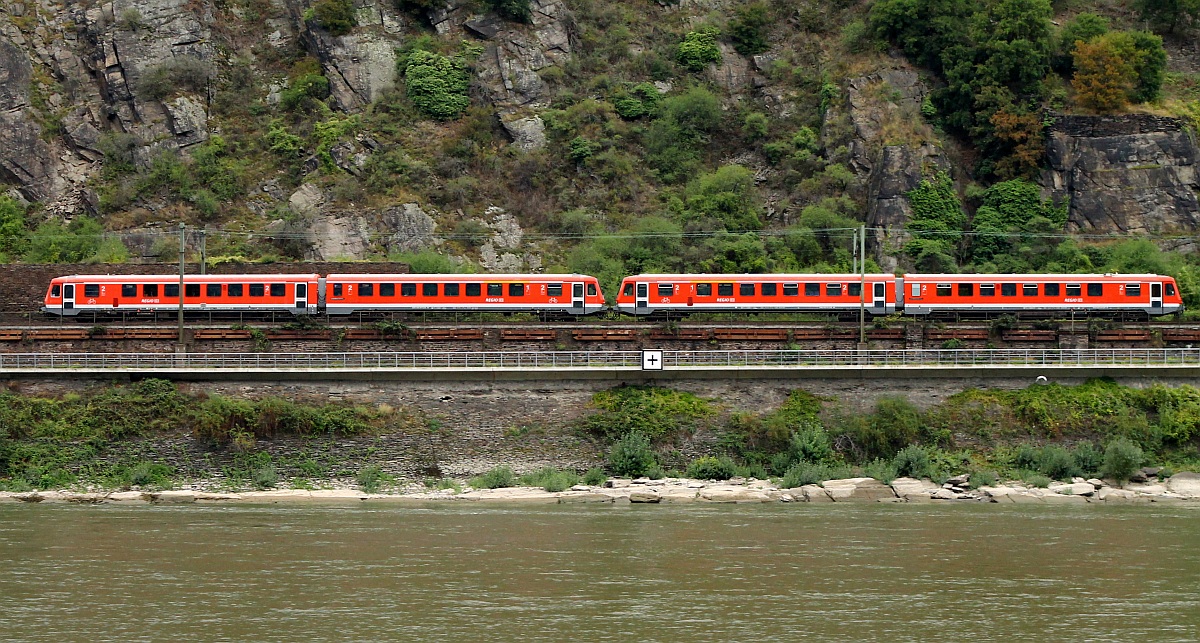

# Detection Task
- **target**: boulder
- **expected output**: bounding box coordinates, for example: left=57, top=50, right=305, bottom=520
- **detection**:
left=931, top=488, right=960, bottom=500
left=1097, top=487, right=1140, bottom=502
left=558, top=492, right=615, bottom=504
left=1165, top=472, right=1200, bottom=498
left=823, top=478, right=896, bottom=502
left=800, top=484, right=832, bottom=502
left=500, top=115, right=547, bottom=151
left=891, top=477, right=938, bottom=501
left=1050, top=482, right=1095, bottom=496
left=151, top=491, right=196, bottom=503
left=629, top=491, right=661, bottom=503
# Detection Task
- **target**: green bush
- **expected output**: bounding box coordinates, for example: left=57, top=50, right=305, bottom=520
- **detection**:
left=252, top=461, right=279, bottom=489
left=488, top=0, right=531, bottom=22
left=1071, top=442, right=1103, bottom=478
left=1101, top=437, right=1144, bottom=482
left=685, top=456, right=736, bottom=480
left=729, top=3, right=769, bottom=56
left=358, top=465, right=387, bottom=493
left=403, top=49, right=471, bottom=120
left=580, top=386, right=714, bottom=442
left=863, top=458, right=898, bottom=484
left=607, top=432, right=657, bottom=477
left=968, top=469, right=998, bottom=489
left=517, top=467, right=580, bottom=492
left=677, top=27, right=722, bottom=71
left=893, top=445, right=933, bottom=479
left=0, top=195, right=28, bottom=258
left=128, top=462, right=174, bottom=488
left=471, top=465, right=516, bottom=489
left=1037, top=446, right=1079, bottom=480
left=311, top=0, right=356, bottom=35
left=138, top=56, right=213, bottom=101
left=582, top=467, right=607, bottom=486
left=280, top=73, right=331, bottom=111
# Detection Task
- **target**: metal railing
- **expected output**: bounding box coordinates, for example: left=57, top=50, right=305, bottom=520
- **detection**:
left=1, top=348, right=1200, bottom=371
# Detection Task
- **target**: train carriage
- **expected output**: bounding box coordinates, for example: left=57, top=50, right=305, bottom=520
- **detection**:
left=43, top=274, right=322, bottom=316
left=900, top=273, right=1184, bottom=316
left=614, top=273, right=899, bottom=316
left=323, top=273, right=605, bottom=315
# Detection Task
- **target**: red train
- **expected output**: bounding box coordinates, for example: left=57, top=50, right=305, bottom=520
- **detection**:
left=42, top=271, right=1182, bottom=318
left=614, top=272, right=1183, bottom=317
left=42, top=273, right=607, bottom=317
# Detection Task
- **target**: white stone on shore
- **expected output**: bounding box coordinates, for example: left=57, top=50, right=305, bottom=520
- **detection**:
left=1166, top=472, right=1200, bottom=498
left=891, top=477, right=939, bottom=501
left=823, top=478, right=896, bottom=501
left=629, top=491, right=661, bottom=503
left=932, top=488, right=959, bottom=500
left=1050, top=482, right=1095, bottom=496
left=800, top=484, right=833, bottom=502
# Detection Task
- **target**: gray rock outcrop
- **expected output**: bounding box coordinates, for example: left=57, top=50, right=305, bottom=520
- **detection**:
left=1044, top=114, right=1200, bottom=234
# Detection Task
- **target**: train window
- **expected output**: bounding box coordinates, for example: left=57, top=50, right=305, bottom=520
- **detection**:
left=548, top=284, right=563, bottom=297
left=980, top=284, right=995, bottom=296
left=1088, top=283, right=1103, bottom=297
left=228, top=284, right=243, bottom=297
left=487, top=284, right=503, bottom=296
left=509, top=283, right=525, bottom=297
left=84, top=284, right=100, bottom=297
left=51, top=285, right=60, bottom=297
left=1044, top=283, right=1060, bottom=297
left=359, top=283, right=374, bottom=297
left=385, top=284, right=401, bottom=297
left=445, top=283, right=460, bottom=296
left=826, top=283, right=843, bottom=296
left=467, top=283, right=482, bottom=297
left=762, top=283, right=778, bottom=296
left=623, top=283, right=634, bottom=297
left=783, top=284, right=799, bottom=296
left=1001, top=284, right=1016, bottom=296
left=805, top=283, right=820, bottom=296
left=122, top=284, right=137, bottom=297
left=657, top=284, right=674, bottom=297
left=423, top=283, right=438, bottom=297
left=848, top=283, right=861, bottom=297
left=1023, top=284, right=1038, bottom=297
left=271, top=283, right=285, bottom=297
left=958, top=283, right=974, bottom=297
left=183, top=284, right=197, bottom=297
left=718, top=283, right=734, bottom=296
left=588, top=283, right=597, bottom=296
left=207, top=284, right=222, bottom=297
left=144, top=284, right=159, bottom=297
left=697, top=283, right=712, bottom=296
left=936, top=284, right=951, bottom=297
left=1066, top=284, right=1081, bottom=296
left=740, top=283, right=755, bottom=296
left=1167, top=283, right=1176, bottom=296
left=164, top=284, right=179, bottom=297
left=250, top=284, right=265, bottom=297
left=1126, top=284, right=1141, bottom=297
left=332, top=284, right=343, bottom=297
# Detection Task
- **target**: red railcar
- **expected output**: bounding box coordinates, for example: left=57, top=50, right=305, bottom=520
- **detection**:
left=43, top=274, right=321, bottom=316
left=323, top=273, right=605, bottom=315
left=900, top=273, right=1184, bottom=316
left=614, top=273, right=899, bottom=315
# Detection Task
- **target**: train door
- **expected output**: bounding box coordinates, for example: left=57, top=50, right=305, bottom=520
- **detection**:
left=295, top=282, right=309, bottom=314
left=872, top=282, right=886, bottom=313
left=635, top=282, right=649, bottom=314
left=571, top=282, right=585, bottom=314
left=1151, top=282, right=1163, bottom=314
left=62, top=283, right=75, bottom=314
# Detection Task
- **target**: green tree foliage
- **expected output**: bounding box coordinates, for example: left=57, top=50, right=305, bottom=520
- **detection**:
left=0, top=195, right=29, bottom=260
left=1054, top=12, right=1108, bottom=73
left=1128, top=31, right=1167, bottom=104
left=401, top=49, right=471, bottom=120
left=608, top=432, right=658, bottom=477
left=23, top=217, right=105, bottom=263
left=310, top=0, right=356, bottom=35
left=280, top=73, right=331, bottom=112
left=488, top=0, right=532, bottom=22
left=611, top=82, right=661, bottom=119
left=681, top=164, right=762, bottom=232
left=969, top=179, right=1066, bottom=265
left=904, top=172, right=965, bottom=270
left=1135, top=0, right=1200, bottom=34
left=644, top=86, right=722, bottom=183
left=729, top=2, right=770, bottom=56
left=676, top=27, right=722, bottom=71
left=1101, top=437, right=1144, bottom=481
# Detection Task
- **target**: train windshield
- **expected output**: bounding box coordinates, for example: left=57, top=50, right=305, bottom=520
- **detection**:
left=1167, top=283, right=1176, bottom=296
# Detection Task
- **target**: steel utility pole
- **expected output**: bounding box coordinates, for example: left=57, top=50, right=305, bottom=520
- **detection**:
left=199, top=230, right=206, bottom=275
left=178, top=223, right=186, bottom=351
left=859, top=224, right=866, bottom=346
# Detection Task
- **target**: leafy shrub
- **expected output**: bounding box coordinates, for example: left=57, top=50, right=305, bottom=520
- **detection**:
left=863, top=458, right=898, bottom=484
left=580, top=386, right=714, bottom=442
left=403, top=49, right=471, bottom=120
left=1071, top=442, right=1103, bottom=478
left=677, top=27, right=722, bottom=71
left=280, top=73, right=331, bottom=111
left=788, top=422, right=836, bottom=466
left=612, top=82, right=661, bottom=119
left=488, top=0, right=531, bottom=22
left=0, top=195, right=28, bottom=258
left=1020, top=471, right=1052, bottom=488
left=471, top=465, right=516, bottom=489
left=782, top=461, right=829, bottom=488
left=518, top=467, right=580, bottom=492
left=645, top=464, right=667, bottom=480
left=310, top=0, right=356, bottom=35
left=968, top=469, right=998, bottom=489
left=252, top=462, right=279, bottom=489
left=582, top=467, right=607, bottom=486
left=24, top=217, right=105, bottom=263
left=686, top=456, right=736, bottom=480
left=358, top=465, right=386, bottom=492
left=729, top=2, right=769, bottom=55
left=607, top=432, right=657, bottom=477
left=129, top=462, right=174, bottom=488
left=138, top=56, right=213, bottom=100
left=1072, top=33, right=1138, bottom=112
left=893, top=445, right=932, bottom=479
left=1037, top=446, right=1079, bottom=480
left=1101, top=437, right=1144, bottom=481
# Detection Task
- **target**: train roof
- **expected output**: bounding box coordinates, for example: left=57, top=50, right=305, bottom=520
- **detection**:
left=620, top=273, right=895, bottom=281
left=324, top=273, right=598, bottom=280
left=904, top=273, right=1173, bottom=280
left=52, top=274, right=321, bottom=281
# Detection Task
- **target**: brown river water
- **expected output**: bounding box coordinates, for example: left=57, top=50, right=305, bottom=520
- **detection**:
left=1, top=502, right=1198, bottom=642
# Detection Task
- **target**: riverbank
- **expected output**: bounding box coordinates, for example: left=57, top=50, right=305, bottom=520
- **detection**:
left=5, top=472, right=1200, bottom=506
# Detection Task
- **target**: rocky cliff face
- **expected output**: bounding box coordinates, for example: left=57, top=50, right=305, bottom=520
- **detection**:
left=1044, top=114, right=1200, bottom=235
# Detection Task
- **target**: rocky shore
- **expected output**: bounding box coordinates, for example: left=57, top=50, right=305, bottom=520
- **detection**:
left=4, top=471, right=1199, bottom=506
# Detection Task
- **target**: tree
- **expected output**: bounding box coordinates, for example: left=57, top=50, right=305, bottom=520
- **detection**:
left=0, top=195, right=28, bottom=259
left=1135, top=0, right=1200, bottom=34
left=904, top=172, right=965, bottom=268
left=729, top=2, right=770, bottom=56
left=1129, top=31, right=1167, bottom=103
left=989, top=107, right=1045, bottom=180
left=1053, top=12, right=1108, bottom=73
left=682, top=165, right=763, bottom=232
left=310, top=0, right=356, bottom=36
left=1072, top=33, right=1137, bottom=113
left=402, top=49, right=471, bottom=120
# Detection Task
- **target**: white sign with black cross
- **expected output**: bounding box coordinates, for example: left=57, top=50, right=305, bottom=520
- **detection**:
left=641, top=350, right=664, bottom=371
